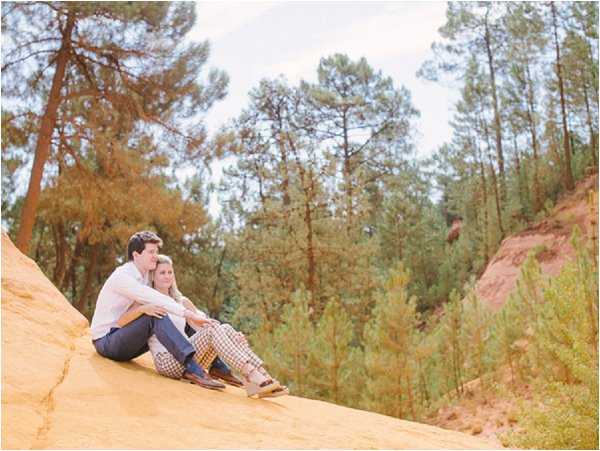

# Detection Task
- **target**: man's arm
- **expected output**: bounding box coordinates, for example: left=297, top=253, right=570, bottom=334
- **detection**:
left=109, top=272, right=186, bottom=316
left=179, top=297, right=219, bottom=329
left=117, top=303, right=168, bottom=327
left=181, top=297, right=208, bottom=318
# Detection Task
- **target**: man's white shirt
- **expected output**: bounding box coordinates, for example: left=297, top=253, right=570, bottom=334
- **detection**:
left=90, top=261, right=186, bottom=340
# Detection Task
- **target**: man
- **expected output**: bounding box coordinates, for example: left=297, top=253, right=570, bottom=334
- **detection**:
left=90, top=231, right=227, bottom=390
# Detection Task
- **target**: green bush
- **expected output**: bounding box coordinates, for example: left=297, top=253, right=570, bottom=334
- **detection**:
left=505, top=229, right=599, bottom=449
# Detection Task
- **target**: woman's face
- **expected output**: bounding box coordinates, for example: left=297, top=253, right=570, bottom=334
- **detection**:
left=154, top=262, right=174, bottom=292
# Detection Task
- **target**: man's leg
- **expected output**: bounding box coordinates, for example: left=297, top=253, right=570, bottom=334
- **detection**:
left=94, top=315, right=195, bottom=363
left=94, top=314, right=226, bottom=390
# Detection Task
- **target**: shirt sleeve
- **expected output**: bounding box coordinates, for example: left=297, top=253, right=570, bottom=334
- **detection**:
left=109, top=272, right=186, bottom=316
left=181, top=296, right=208, bottom=319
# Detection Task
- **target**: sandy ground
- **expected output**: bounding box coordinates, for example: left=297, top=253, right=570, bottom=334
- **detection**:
left=1, top=232, right=496, bottom=450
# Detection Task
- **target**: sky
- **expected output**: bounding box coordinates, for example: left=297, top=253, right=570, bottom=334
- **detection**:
left=186, top=1, right=460, bottom=215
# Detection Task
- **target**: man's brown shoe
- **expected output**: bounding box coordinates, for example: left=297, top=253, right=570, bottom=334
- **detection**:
left=210, top=367, right=244, bottom=387
left=182, top=371, right=226, bottom=390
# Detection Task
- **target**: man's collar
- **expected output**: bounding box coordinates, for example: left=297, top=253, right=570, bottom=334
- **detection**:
left=125, top=261, right=146, bottom=282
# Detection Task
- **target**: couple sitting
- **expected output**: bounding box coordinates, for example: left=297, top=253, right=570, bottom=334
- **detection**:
left=90, top=231, right=287, bottom=398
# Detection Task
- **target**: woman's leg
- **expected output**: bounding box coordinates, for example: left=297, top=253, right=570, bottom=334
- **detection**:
left=154, top=352, right=186, bottom=379
left=219, top=324, right=263, bottom=368
left=190, top=324, right=282, bottom=396
left=219, top=324, right=287, bottom=396
left=189, top=325, right=251, bottom=375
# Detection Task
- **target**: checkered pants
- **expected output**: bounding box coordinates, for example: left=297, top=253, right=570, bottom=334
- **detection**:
left=153, top=323, right=263, bottom=379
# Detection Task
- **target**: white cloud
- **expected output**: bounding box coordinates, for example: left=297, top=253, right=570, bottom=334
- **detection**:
left=266, top=3, right=445, bottom=83
left=190, top=1, right=280, bottom=42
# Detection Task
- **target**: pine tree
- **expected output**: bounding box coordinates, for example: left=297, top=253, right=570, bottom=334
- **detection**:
left=308, top=297, right=363, bottom=407
left=506, top=229, right=599, bottom=449
left=269, top=289, right=315, bottom=398
left=363, top=263, right=420, bottom=420
left=420, top=2, right=509, bottom=200
left=461, top=286, right=494, bottom=388
left=2, top=2, right=227, bottom=253
left=436, top=290, right=466, bottom=398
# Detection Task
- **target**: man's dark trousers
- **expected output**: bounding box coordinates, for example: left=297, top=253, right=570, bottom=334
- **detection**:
left=93, top=314, right=195, bottom=364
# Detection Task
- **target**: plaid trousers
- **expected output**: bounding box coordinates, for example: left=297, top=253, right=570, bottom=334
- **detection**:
left=153, top=323, right=263, bottom=379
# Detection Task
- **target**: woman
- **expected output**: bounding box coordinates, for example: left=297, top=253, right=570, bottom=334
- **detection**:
left=117, top=254, right=288, bottom=398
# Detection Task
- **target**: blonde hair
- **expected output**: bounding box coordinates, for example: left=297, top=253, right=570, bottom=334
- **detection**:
left=149, top=254, right=187, bottom=304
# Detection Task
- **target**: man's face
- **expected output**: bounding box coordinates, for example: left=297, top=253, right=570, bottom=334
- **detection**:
left=133, top=243, right=159, bottom=273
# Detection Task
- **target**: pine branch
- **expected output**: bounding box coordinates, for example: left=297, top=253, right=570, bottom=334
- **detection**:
left=1, top=49, right=56, bottom=72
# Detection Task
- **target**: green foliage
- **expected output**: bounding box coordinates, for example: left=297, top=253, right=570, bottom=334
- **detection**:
left=363, top=263, right=422, bottom=419
left=267, top=289, right=315, bottom=398
left=1, top=1, right=228, bottom=315
left=461, top=285, right=495, bottom=387
left=435, top=290, right=467, bottom=399
left=504, top=229, right=599, bottom=449
left=308, top=298, right=363, bottom=407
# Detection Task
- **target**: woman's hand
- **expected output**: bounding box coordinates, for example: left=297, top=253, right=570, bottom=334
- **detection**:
left=140, top=304, right=168, bottom=318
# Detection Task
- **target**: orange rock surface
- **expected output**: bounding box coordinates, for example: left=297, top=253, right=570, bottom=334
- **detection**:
left=475, top=174, right=598, bottom=310
left=1, top=232, right=495, bottom=449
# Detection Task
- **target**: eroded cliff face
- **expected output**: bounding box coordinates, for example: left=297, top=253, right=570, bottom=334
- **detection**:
left=475, top=174, right=598, bottom=310
left=1, top=232, right=494, bottom=450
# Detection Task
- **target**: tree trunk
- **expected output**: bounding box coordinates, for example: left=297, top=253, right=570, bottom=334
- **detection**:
left=208, top=247, right=227, bottom=318
left=480, top=114, right=504, bottom=241
left=342, top=112, right=353, bottom=226
left=484, top=11, right=506, bottom=201
left=76, top=244, right=99, bottom=314
left=52, top=221, right=68, bottom=287
left=287, top=135, right=318, bottom=312
left=16, top=11, right=75, bottom=253
left=582, top=75, right=598, bottom=167
left=475, top=138, right=489, bottom=261
left=277, top=118, right=291, bottom=206
left=489, top=158, right=505, bottom=239
left=62, top=236, right=83, bottom=295
left=551, top=1, right=575, bottom=190
left=304, top=172, right=317, bottom=312
left=525, top=63, right=542, bottom=212
left=514, top=140, right=524, bottom=207
left=34, top=224, right=46, bottom=262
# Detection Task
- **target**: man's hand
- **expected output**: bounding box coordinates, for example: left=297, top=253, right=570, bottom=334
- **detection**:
left=140, top=304, right=168, bottom=318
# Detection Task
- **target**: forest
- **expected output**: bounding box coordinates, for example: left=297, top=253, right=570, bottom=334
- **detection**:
left=1, top=2, right=598, bottom=448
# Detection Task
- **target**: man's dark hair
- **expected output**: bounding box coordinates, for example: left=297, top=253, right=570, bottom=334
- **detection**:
left=127, top=231, right=163, bottom=260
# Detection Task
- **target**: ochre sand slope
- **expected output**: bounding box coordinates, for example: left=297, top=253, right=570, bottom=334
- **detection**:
left=475, top=173, right=598, bottom=310
left=1, top=233, right=495, bottom=449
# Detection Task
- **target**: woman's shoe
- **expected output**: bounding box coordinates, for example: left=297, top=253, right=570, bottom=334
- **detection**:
left=245, top=378, right=280, bottom=397
left=258, top=385, right=289, bottom=398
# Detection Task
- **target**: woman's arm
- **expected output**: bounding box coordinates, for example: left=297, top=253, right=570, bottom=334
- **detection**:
left=117, top=303, right=167, bottom=327
left=180, top=297, right=215, bottom=329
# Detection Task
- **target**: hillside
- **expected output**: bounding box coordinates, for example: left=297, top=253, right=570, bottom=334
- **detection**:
left=0, top=232, right=495, bottom=450
left=475, top=173, right=598, bottom=310
left=426, top=173, right=598, bottom=445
